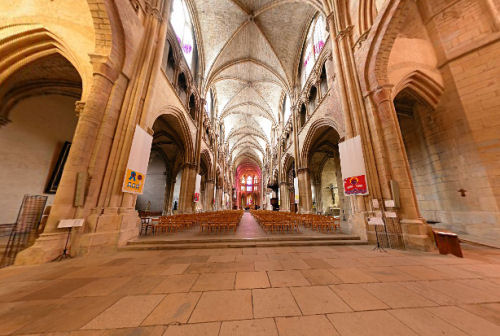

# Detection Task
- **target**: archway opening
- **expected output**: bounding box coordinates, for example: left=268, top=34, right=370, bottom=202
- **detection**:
left=137, top=114, right=187, bottom=216
left=306, top=125, right=348, bottom=218
left=236, top=163, right=261, bottom=210
left=394, top=88, right=443, bottom=227
left=0, top=53, right=82, bottom=228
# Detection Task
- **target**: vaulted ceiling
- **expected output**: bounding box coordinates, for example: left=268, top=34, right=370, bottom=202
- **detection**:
left=190, top=0, right=323, bottom=167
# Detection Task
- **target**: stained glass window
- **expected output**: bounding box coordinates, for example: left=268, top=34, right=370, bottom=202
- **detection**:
left=171, top=0, right=195, bottom=70
left=241, top=176, right=245, bottom=184
left=301, top=14, right=328, bottom=87
left=247, top=186, right=252, bottom=192
left=283, top=95, right=291, bottom=124
left=205, top=89, right=212, bottom=117
left=247, top=176, right=253, bottom=185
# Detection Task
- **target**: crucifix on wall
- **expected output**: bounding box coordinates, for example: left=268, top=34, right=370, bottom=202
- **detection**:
left=325, top=184, right=338, bottom=205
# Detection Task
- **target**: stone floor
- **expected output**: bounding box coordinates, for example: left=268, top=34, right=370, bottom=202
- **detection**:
left=1, top=244, right=500, bottom=335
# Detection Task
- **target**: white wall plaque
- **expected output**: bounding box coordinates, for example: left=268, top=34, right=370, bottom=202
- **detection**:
left=368, top=217, right=385, bottom=226
left=384, top=200, right=395, bottom=208
left=385, top=211, right=398, bottom=218
left=57, top=219, right=84, bottom=228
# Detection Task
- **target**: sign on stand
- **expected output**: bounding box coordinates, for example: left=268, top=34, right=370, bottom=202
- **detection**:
left=122, top=125, right=153, bottom=195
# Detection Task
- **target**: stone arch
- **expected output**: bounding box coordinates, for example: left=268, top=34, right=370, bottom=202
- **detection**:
left=87, top=0, right=125, bottom=66
left=282, top=153, right=295, bottom=178
left=300, top=117, right=341, bottom=165
left=0, top=25, right=88, bottom=97
left=358, top=0, right=377, bottom=35
left=200, top=149, right=213, bottom=179
left=0, top=26, right=88, bottom=124
left=393, top=70, right=444, bottom=109
left=150, top=105, right=196, bottom=164
left=361, top=0, right=413, bottom=92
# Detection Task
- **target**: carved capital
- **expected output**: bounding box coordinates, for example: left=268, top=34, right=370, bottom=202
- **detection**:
left=336, top=25, right=353, bottom=41
left=297, top=167, right=310, bottom=174
left=75, top=101, right=86, bottom=118
left=183, top=162, right=197, bottom=170
left=145, top=1, right=163, bottom=21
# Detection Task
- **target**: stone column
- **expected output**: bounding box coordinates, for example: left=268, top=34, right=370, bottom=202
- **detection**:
left=216, top=186, right=223, bottom=210
left=15, top=61, right=118, bottom=265
left=297, top=168, right=313, bottom=213
left=370, top=86, right=433, bottom=250
left=279, top=182, right=290, bottom=211
left=179, top=163, right=197, bottom=214
left=163, top=175, right=174, bottom=215
left=314, top=180, right=322, bottom=214
left=205, top=180, right=215, bottom=211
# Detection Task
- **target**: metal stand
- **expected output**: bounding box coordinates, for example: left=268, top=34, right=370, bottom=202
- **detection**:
left=373, top=225, right=387, bottom=252
left=53, top=227, right=73, bottom=261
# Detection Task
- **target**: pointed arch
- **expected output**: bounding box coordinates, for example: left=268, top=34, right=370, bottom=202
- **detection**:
left=151, top=105, right=196, bottom=164
left=393, top=70, right=444, bottom=109
left=301, top=118, right=341, bottom=166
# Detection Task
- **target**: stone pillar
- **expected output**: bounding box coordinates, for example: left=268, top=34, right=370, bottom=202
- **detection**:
left=314, top=180, right=322, bottom=214
left=370, top=87, right=433, bottom=250
left=205, top=180, right=215, bottom=211
left=15, top=62, right=117, bottom=265
left=297, top=168, right=313, bottom=213
left=179, top=163, right=197, bottom=214
left=163, top=176, right=174, bottom=215
left=216, top=186, right=222, bottom=210
left=279, top=182, right=290, bottom=211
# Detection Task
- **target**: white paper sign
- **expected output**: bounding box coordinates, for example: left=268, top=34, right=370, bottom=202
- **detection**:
left=57, top=219, right=84, bottom=228
left=368, top=217, right=385, bottom=226
left=372, top=199, right=379, bottom=209
left=384, top=200, right=395, bottom=208
left=385, top=211, right=398, bottom=218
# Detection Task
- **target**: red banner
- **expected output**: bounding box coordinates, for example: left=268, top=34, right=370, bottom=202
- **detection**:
left=344, top=175, right=368, bottom=195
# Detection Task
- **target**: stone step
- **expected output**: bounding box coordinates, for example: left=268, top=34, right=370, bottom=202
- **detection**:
left=120, top=238, right=368, bottom=251
left=127, top=234, right=361, bottom=245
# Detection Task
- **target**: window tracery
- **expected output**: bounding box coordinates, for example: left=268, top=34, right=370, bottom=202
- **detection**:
left=171, top=0, right=196, bottom=71
left=300, top=14, right=328, bottom=87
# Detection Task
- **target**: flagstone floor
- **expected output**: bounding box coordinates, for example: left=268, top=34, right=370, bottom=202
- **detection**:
left=1, top=243, right=500, bottom=335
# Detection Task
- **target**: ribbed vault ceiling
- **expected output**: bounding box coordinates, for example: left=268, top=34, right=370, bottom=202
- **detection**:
left=191, top=0, right=321, bottom=166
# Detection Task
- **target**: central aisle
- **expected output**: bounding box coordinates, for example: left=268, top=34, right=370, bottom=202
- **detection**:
left=235, top=212, right=267, bottom=238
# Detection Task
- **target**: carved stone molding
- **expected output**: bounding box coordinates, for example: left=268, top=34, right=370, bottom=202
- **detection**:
left=337, top=25, right=354, bottom=41
left=145, top=1, right=163, bottom=21
left=75, top=101, right=86, bottom=118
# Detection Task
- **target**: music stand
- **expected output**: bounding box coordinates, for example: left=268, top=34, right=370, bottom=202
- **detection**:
left=53, top=219, right=84, bottom=261
left=368, top=217, right=387, bottom=253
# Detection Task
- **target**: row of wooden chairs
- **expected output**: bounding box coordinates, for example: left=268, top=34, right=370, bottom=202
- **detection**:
left=251, top=210, right=340, bottom=233
left=140, top=213, right=203, bottom=235
left=300, top=213, right=341, bottom=232
left=251, top=211, right=300, bottom=233
left=140, top=211, right=244, bottom=236
left=200, top=210, right=244, bottom=233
